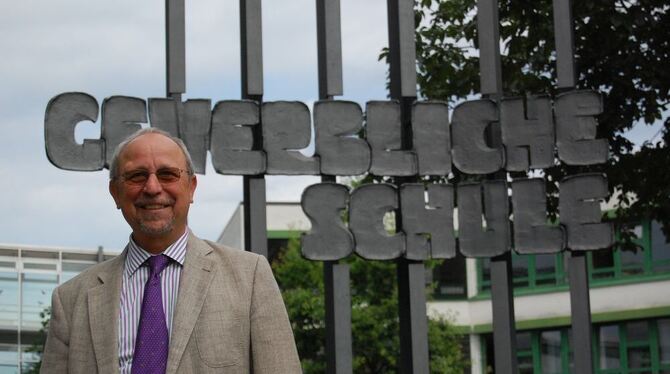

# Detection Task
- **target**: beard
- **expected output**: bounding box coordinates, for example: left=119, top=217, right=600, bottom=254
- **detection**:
left=138, top=215, right=176, bottom=235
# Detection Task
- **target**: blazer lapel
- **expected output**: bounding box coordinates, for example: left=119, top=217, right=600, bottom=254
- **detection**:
left=88, top=250, right=125, bottom=374
left=166, top=235, right=215, bottom=374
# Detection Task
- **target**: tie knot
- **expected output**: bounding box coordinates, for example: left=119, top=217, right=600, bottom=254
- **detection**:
left=147, top=254, right=170, bottom=277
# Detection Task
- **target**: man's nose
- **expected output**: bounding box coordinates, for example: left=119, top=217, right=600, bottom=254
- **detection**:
left=142, top=173, right=163, bottom=194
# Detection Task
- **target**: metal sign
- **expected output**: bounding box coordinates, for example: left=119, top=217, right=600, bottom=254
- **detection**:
left=44, top=0, right=612, bottom=373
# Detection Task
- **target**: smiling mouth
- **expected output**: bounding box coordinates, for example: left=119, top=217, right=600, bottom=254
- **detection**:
left=139, top=204, right=171, bottom=210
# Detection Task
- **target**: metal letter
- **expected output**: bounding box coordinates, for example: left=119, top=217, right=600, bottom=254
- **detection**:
left=301, top=183, right=354, bottom=261
left=412, top=102, right=452, bottom=176
left=350, top=183, right=405, bottom=260
left=452, top=100, right=504, bottom=174
left=262, top=101, right=319, bottom=175
left=210, top=100, right=265, bottom=175
left=366, top=101, right=417, bottom=176
left=555, top=90, right=608, bottom=165
left=177, top=99, right=211, bottom=174
left=559, top=173, right=614, bottom=250
left=148, top=98, right=179, bottom=137
left=44, top=92, right=104, bottom=171
left=314, top=101, right=370, bottom=175
left=511, top=178, right=564, bottom=254
left=101, top=96, right=147, bottom=167
left=400, top=183, right=456, bottom=260
left=500, top=95, right=554, bottom=171
left=457, top=181, right=510, bottom=257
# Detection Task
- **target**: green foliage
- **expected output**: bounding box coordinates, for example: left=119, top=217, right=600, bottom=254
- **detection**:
left=272, top=237, right=468, bottom=374
left=413, top=0, right=670, bottom=250
left=24, top=306, right=51, bottom=374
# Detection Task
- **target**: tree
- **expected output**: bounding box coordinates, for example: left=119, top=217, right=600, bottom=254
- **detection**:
left=24, top=306, right=51, bottom=374
left=272, top=236, right=468, bottom=374
left=413, top=0, right=670, bottom=248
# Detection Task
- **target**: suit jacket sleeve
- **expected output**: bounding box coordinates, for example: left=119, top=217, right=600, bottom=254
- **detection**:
left=41, top=286, right=70, bottom=373
left=250, top=255, right=302, bottom=373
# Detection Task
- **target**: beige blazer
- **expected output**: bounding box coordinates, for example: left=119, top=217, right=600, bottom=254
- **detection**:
left=40, top=235, right=302, bottom=374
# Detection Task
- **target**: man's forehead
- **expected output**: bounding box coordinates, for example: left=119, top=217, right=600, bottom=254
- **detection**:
left=118, top=133, right=187, bottom=166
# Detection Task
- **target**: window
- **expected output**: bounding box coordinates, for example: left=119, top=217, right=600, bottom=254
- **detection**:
left=482, top=318, right=670, bottom=374
left=477, top=220, right=670, bottom=295
left=478, top=252, right=566, bottom=293
left=432, top=253, right=467, bottom=299
left=0, top=272, right=19, bottom=329
left=594, top=318, right=670, bottom=373
left=589, top=220, right=670, bottom=283
left=21, top=273, right=58, bottom=330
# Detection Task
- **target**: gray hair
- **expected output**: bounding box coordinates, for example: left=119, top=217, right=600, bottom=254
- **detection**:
left=108, top=128, right=195, bottom=179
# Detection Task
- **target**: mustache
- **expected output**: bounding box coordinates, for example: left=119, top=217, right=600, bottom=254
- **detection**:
left=134, top=197, right=175, bottom=206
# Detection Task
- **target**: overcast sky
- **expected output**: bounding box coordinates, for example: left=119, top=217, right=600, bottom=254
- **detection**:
left=0, top=0, right=391, bottom=251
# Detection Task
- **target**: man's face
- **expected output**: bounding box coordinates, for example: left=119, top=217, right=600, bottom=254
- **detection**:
left=109, top=133, right=197, bottom=246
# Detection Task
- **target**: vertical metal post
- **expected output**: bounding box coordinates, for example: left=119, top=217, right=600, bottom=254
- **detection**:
left=552, top=0, right=577, bottom=90
left=316, top=1, right=352, bottom=373
left=240, top=0, right=268, bottom=257
left=387, top=1, right=429, bottom=373
left=165, top=0, right=186, bottom=97
left=553, top=0, right=594, bottom=372
left=490, top=253, right=519, bottom=374
left=477, top=1, right=518, bottom=373
left=568, top=251, right=594, bottom=373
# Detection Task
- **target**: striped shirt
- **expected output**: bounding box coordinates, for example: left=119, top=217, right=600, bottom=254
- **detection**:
left=118, top=230, right=188, bottom=373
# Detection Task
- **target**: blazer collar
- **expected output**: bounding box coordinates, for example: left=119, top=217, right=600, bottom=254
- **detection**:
left=88, top=248, right=126, bottom=374
left=166, top=233, right=216, bottom=374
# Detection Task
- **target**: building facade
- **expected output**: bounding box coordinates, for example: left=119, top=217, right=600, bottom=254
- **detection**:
left=0, top=244, right=119, bottom=373
left=219, top=202, right=670, bottom=374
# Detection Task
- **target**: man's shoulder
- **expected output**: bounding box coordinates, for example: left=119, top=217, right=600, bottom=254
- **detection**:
left=55, top=252, right=125, bottom=295
left=199, top=238, right=264, bottom=266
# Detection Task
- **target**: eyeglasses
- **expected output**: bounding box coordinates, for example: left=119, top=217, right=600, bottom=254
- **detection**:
left=116, top=167, right=191, bottom=186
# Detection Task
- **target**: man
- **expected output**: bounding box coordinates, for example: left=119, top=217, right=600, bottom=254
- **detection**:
left=41, top=128, right=301, bottom=373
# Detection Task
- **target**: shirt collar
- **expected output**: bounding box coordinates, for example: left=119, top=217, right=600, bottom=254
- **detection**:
left=124, top=229, right=189, bottom=278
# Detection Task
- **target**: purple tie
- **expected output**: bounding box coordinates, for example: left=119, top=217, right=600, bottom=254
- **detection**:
left=131, top=255, right=170, bottom=374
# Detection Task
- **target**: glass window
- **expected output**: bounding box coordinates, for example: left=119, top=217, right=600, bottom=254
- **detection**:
left=432, top=253, right=467, bottom=298
left=535, top=254, right=557, bottom=286
left=660, top=319, right=670, bottom=366
left=651, top=221, right=670, bottom=273
left=591, top=248, right=615, bottom=279
left=623, top=320, right=652, bottom=371
left=0, top=272, right=19, bottom=329
left=512, top=255, right=529, bottom=288
left=480, top=258, right=492, bottom=292
left=540, top=330, right=561, bottom=373
left=598, top=324, right=620, bottom=369
left=61, top=261, right=95, bottom=283
left=21, top=273, right=57, bottom=330
left=620, top=247, right=645, bottom=276
left=516, top=331, right=533, bottom=374
left=0, top=334, right=18, bottom=374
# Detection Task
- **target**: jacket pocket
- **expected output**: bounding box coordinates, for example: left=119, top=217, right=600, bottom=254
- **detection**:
left=195, top=314, right=243, bottom=367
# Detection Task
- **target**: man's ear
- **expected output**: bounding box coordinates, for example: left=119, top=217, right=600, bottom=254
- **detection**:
left=189, top=174, right=197, bottom=203
left=109, top=180, right=121, bottom=209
